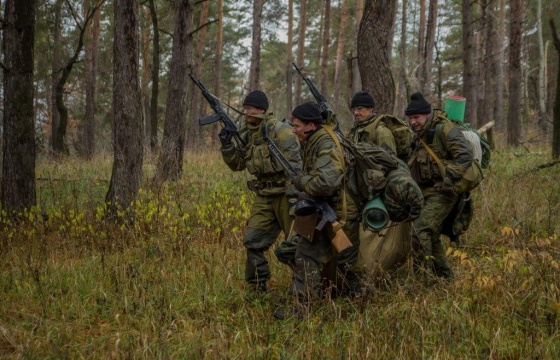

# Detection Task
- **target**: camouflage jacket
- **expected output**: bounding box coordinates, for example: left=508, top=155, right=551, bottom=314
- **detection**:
left=296, top=126, right=347, bottom=218
left=348, top=113, right=397, bottom=153
left=407, top=112, right=473, bottom=188
left=221, top=114, right=301, bottom=196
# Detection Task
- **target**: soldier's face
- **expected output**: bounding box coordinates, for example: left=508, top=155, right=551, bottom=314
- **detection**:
left=352, top=106, right=375, bottom=122
left=408, top=113, right=430, bottom=133
left=291, top=118, right=316, bottom=142
left=244, top=105, right=265, bottom=124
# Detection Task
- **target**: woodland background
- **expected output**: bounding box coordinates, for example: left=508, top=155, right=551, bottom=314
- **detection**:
left=1, top=1, right=560, bottom=358
left=1, top=0, right=560, bottom=214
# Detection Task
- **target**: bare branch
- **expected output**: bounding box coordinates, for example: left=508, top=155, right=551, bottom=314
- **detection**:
left=188, top=19, right=219, bottom=37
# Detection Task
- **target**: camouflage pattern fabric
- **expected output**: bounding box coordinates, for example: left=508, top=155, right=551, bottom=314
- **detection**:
left=411, top=190, right=457, bottom=281
left=348, top=113, right=398, bottom=154
left=289, top=126, right=348, bottom=302
left=220, top=114, right=301, bottom=288
left=382, top=159, right=424, bottom=223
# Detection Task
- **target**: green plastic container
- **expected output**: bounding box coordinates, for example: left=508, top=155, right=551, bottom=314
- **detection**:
left=444, top=95, right=466, bottom=123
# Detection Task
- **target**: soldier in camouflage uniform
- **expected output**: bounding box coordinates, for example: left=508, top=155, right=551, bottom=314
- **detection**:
left=288, top=101, right=351, bottom=312
left=405, top=92, right=474, bottom=281
left=348, top=91, right=397, bottom=153
left=219, top=90, right=301, bottom=293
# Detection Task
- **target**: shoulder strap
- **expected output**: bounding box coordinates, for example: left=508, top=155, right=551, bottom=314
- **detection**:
left=323, top=125, right=347, bottom=224
left=419, top=137, right=447, bottom=178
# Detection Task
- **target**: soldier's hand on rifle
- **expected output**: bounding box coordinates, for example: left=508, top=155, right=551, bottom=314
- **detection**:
left=219, top=127, right=236, bottom=147
left=293, top=174, right=306, bottom=192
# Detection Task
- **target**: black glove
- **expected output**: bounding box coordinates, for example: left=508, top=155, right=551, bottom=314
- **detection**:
left=436, top=184, right=456, bottom=197
left=219, top=127, right=236, bottom=146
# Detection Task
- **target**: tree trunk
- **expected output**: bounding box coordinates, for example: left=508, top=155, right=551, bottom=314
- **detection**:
left=421, top=0, right=437, bottom=95
left=493, top=0, right=506, bottom=134
left=549, top=16, right=560, bottom=159
left=187, top=0, right=208, bottom=150
left=462, top=0, right=478, bottom=127
left=286, top=0, right=294, bottom=118
left=295, top=0, right=308, bottom=105
left=358, top=0, right=397, bottom=115
left=83, top=0, right=101, bottom=159
left=478, top=0, right=497, bottom=130
left=53, top=3, right=99, bottom=156
left=155, top=0, right=194, bottom=183
left=148, top=0, right=160, bottom=151
left=105, top=0, right=144, bottom=217
left=352, top=0, right=364, bottom=93
left=248, top=0, right=263, bottom=90
left=332, top=0, right=348, bottom=113
left=2, top=0, right=37, bottom=215
left=212, top=0, right=224, bottom=145
left=141, top=6, right=151, bottom=150
left=506, top=0, right=524, bottom=147
left=50, top=0, right=63, bottom=152
left=320, top=0, right=331, bottom=94
left=395, top=0, right=408, bottom=116
left=416, top=0, right=425, bottom=88
left=537, top=0, right=548, bottom=131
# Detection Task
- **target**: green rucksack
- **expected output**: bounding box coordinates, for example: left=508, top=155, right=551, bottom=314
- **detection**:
left=433, top=110, right=491, bottom=169
left=370, top=114, right=414, bottom=160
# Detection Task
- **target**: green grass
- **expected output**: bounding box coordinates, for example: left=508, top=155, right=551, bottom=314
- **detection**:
left=0, top=149, right=559, bottom=359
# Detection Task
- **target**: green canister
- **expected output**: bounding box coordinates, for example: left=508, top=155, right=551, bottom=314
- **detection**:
left=444, top=95, right=466, bottom=123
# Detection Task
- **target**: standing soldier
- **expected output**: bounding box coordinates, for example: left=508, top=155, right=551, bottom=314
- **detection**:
left=405, top=92, right=474, bottom=282
left=280, top=101, right=352, bottom=317
left=219, top=90, right=301, bottom=294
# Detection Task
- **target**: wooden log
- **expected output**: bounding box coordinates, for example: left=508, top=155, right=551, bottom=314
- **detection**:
left=477, top=120, right=495, bottom=134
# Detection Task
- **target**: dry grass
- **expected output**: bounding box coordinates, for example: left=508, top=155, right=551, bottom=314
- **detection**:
left=0, top=148, right=559, bottom=359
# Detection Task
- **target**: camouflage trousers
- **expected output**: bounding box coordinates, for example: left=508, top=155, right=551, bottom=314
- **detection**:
left=244, top=193, right=292, bottom=286
left=275, top=218, right=361, bottom=299
left=411, top=190, right=458, bottom=281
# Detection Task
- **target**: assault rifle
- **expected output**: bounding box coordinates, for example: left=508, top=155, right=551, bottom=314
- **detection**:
left=262, top=124, right=352, bottom=253
left=189, top=74, right=246, bottom=147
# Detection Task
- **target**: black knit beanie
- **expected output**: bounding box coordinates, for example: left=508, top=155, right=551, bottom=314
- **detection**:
left=243, top=90, right=269, bottom=111
left=351, top=91, right=375, bottom=108
left=405, top=92, right=432, bottom=115
left=292, top=101, right=323, bottom=123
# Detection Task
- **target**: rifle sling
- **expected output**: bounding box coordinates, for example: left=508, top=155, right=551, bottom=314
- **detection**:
left=323, top=125, right=347, bottom=225
left=419, top=138, right=447, bottom=179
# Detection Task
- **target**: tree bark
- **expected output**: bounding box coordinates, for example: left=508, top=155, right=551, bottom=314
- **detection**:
left=105, top=0, right=144, bottom=217
left=212, top=0, right=224, bottom=145
left=50, top=0, right=63, bottom=152
left=462, top=0, right=478, bottom=127
left=537, top=0, right=548, bottom=131
left=506, top=0, right=524, bottom=147
left=493, top=0, right=506, bottom=134
left=550, top=16, right=560, bottom=159
left=148, top=0, right=160, bottom=151
left=83, top=0, right=101, bottom=159
left=53, top=3, right=100, bottom=156
left=395, top=0, right=408, bottom=116
left=2, top=0, right=37, bottom=215
left=155, top=0, right=194, bottom=183
left=248, top=0, right=264, bottom=90
left=187, top=0, right=209, bottom=150
left=295, top=0, right=308, bottom=105
left=141, top=6, right=151, bottom=150
left=320, top=0, right=331, bottom=95
left=286, top=0, right=294, bottom=118
left=332, top=0, right=348, bottom=113
left=421, top=0, right=437, bottom=95
left=416, top=0, right=425, bottom=88
left=358, top=0, right=397, bottom=115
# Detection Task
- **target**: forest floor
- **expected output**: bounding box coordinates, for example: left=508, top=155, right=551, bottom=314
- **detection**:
left=0, top=147, right=559, bottom=359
